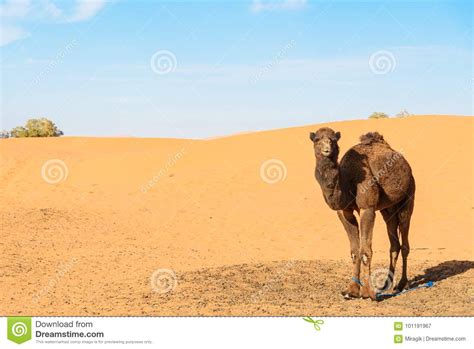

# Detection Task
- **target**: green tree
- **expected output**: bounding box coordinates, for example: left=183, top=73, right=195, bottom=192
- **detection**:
left=25, top=119, right=42, bottom=137
left=368, top=112, right=389, bottom=119
left=23, top=118, right=63, bottom=137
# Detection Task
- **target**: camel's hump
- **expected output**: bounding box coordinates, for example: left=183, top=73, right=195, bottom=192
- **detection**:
left=359, top=132, right=389, bottom=146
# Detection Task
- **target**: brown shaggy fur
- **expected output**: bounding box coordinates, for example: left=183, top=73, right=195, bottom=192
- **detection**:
left=359, top=132, right=388, bottom=145
left=309, top=128, right=415, bottom=300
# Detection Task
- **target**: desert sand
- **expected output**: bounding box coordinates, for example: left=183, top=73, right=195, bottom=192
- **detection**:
left=0, top=115, right=472, bottom=316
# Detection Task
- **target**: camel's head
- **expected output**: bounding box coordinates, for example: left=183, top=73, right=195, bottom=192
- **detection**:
left=309, top=127, right=340, bottom=160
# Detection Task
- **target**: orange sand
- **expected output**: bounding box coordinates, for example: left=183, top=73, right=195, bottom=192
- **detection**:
left=0, top=115, right=472, bottom=316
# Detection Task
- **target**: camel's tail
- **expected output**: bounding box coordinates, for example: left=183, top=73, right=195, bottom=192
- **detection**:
left=359, top=132, right=390, bottom=146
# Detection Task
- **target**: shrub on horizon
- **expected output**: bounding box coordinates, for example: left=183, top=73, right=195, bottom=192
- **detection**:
left=395, top=109, right=412, bottom=118
left=10, top=126, right=29, bottom=138
left=10, top=118, right=63, bottom=138
left=368, top=112, right=389, bottom=119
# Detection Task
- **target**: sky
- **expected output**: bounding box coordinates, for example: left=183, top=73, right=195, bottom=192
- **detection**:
left=0, top=0, right=472, bottom=138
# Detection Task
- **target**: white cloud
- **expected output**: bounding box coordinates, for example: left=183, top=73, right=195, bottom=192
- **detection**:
left=0, top=0, right=32, bottom=46
left=42, top=0, right=63, bottom=18
left=25, top=57, right=54, bottom=64
left=0, top=0, right=31, bottom=17
left=251, top=0, right=307, bottom=13
left=66, top=0, right=107, bottom=23
left=0, top=25, right=29, bottom=46
left=0, top=1, right=107, bottom=46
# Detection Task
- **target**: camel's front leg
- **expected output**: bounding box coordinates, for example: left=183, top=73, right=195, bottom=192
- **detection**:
left=359, top=208, right=377, bottom=300
left=337, top=210, right=361, bottom=298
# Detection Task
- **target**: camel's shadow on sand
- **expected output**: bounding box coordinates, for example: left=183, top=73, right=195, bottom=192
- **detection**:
left=409, top=260, right=474, bottom=287
left=378, top=260, right=474, bottom=301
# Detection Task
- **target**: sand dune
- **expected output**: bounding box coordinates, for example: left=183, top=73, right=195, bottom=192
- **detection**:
left=0, top=115, right=472, bottom=316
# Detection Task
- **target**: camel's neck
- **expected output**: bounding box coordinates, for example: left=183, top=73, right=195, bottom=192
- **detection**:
left=315, top=156, right=344, bottom=210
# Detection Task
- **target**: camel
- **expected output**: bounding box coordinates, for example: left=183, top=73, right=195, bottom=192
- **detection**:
left=309, top=127, right=415, bottom=300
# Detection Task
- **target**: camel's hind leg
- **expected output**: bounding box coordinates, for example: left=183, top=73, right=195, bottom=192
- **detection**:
left=337, top=210, right=361, bottom=298
left=381, top=207, right=400, bottom=291
left=395, top=196, right=415, bottom=292
left=359, top=208, right=377, bottom=300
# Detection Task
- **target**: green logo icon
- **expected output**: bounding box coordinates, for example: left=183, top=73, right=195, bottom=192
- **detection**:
left=394, top=322, right=403, bottom=331
left=303, top=317, right=324, bottom=331
left=7, top=317, right=32, bottom=344
left=394, top=334, right=403, bottom=344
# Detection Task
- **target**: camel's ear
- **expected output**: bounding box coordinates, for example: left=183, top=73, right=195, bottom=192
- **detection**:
left=309, top=132, right=317, bottom=142
left=335, top=131, right=341, bottom=141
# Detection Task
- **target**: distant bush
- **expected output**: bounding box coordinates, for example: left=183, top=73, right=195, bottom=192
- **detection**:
left=368, top=112, right=389, bottom=119
left=10, top=126, right=29, bottom=138
left=10, top=118, right=63, bottom=138
left=395, top=109, right=412, bottom=118
left=0, top=130, right=9, bottom=139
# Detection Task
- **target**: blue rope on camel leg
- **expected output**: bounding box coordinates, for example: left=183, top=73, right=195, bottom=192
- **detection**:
left=351, top=277, right=364, bottom=287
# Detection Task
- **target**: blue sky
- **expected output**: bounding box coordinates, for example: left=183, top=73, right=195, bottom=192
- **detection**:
left=0, top=0, right=472, bottom=138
